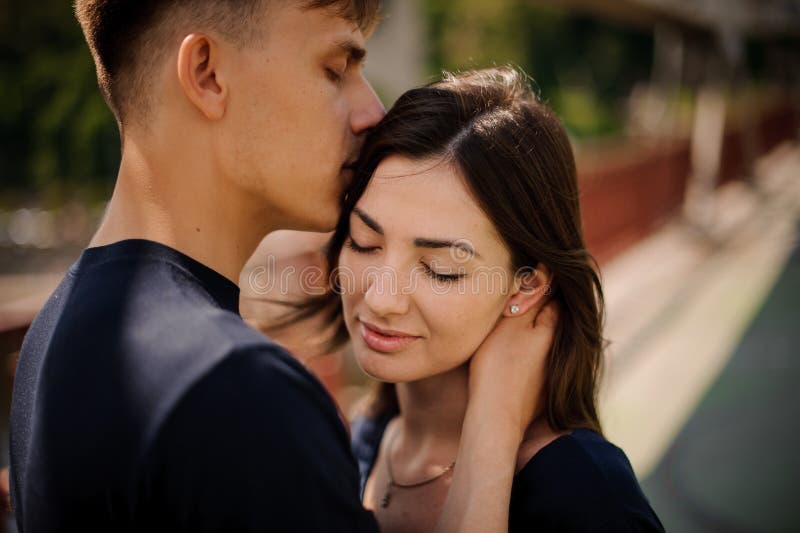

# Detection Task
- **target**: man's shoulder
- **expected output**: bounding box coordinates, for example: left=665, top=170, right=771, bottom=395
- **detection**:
left=66, top=246, right=222, bottom=313
left=19, top=246, right=342, bottom=455
left=125, top=310, right=348, bottom=458
left=194, top=340, right=336, bottom=409
left=144, top=342, right=352, bottom=479
left=40, top=246, right=257, bottom=363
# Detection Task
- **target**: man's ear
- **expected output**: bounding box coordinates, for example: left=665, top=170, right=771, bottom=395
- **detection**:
left=503, top=264, right=554, bottom=318
left=177, top=33, right=227, bottom=120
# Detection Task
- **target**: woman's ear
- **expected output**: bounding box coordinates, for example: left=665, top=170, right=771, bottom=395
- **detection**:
left=503, top=264, right=553, bottom=318
left=177, top=33, right=227, bottom=121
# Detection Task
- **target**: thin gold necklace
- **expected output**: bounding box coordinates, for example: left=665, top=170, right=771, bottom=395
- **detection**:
left=381, top=426, right=456, bottom=509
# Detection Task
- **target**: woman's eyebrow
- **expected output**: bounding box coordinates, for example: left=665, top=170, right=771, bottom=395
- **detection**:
left=414, top=238, right=481, bottom=260
left=352, top=207, right=481, bottom=260
left=353, top=207, right=383, bottom=234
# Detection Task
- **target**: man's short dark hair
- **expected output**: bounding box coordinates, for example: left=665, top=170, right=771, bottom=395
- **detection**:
left=74, top=0, right=380, bottom=127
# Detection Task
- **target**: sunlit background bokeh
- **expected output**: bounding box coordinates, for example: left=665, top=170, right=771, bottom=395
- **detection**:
left=2, top=1, right=799, bottom=531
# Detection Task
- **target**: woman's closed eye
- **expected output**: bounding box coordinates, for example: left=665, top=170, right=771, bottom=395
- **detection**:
left=420, top=260, right=466, bottom=283
left=345, top=236, right=379, bottom=254
left=346, top=236, right=465, bottom=282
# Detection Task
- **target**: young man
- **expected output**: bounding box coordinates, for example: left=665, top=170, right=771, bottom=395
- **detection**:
left=8, top=1, right=550, bottom=531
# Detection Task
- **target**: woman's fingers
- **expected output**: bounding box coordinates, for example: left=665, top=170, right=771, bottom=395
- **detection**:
left=533, top=299, right=558, bottom=329
left=466, top=298, right=560, bottom=438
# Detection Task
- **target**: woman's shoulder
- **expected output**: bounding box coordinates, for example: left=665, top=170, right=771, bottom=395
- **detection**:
left=510, top=429, right=665, bottom=532
left=350, top=411, right=397, bottom=497
left=515, top=429, right=638, bottom=491
left=350, top=414, right=392, bottom=457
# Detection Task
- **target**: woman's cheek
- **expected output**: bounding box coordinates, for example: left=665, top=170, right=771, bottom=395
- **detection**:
left=337, top=252, right=363, bottom=318
left=338, top=250, right=367, bottom=296
left=417, top=288, right=488, bottom=361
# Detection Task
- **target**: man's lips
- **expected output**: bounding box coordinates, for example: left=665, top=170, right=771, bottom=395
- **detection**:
left=342, top=152, right=359, bottom=170
left=341, top=160, right=356, bottom=182
left=359, top=320, right=421, bottom=353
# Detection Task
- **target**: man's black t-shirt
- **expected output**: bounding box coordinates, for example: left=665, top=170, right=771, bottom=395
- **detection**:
left=9, top=239, right=379, bottom=532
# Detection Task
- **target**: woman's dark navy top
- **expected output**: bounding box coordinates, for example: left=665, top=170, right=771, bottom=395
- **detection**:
left=351, top=413, right=665, bottom=532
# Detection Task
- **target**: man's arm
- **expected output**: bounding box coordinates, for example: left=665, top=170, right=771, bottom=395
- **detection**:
left=437, top=301, right=558, bottom=533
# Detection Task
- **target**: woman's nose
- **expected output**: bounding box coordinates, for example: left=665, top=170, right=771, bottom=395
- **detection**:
left=363, top=266, right=410, bottom=318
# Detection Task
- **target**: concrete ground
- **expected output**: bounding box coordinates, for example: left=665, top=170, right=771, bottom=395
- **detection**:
left=599, top=141, right=800, bottom=531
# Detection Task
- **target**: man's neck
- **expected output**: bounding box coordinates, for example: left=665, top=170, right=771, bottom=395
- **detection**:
left=90, top=138, right=275, bottom=285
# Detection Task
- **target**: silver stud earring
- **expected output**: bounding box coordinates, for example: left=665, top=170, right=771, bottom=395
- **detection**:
left=510, top=304, right=520, bottom=315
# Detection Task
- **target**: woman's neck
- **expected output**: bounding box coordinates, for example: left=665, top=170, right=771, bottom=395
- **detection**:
left=394, top=363, right=470, bottom=450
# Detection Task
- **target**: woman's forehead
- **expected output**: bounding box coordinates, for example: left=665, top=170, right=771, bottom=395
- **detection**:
left=357, top=155, right=508, bottom=259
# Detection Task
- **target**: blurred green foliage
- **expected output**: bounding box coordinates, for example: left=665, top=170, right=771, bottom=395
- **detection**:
left=424, top=0, right=653, bottom=138
left=0, top=0, right=120, bottom=200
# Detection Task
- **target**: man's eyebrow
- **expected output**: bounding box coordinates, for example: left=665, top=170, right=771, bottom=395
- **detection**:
left=352, top=207, right=383, bottom=234
left=413, top=238, right=481, bottom=260
left=333, top=37, right=366, bottom=64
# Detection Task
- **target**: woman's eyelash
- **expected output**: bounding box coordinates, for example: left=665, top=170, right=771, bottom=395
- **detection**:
left=420, top=261, right=465, bottom=282
left=346, top=237, right=464, bottom=282
left=345, top=237, right=378, bottom=254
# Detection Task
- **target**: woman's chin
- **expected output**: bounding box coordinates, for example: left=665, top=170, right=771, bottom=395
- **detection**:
left=353, top=347, right=418, bottom=384
left=354, top=351, right=400, bottom=383
left=353, top=342, right=473, bottom=385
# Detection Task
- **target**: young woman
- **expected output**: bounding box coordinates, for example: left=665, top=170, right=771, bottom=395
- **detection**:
left=268, top=67, right=664, bottom=532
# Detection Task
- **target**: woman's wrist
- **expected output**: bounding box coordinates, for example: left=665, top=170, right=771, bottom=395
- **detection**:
left=464, top=389, right=531, bottom=444
left=436, top=402, right=520, bottom=533
left=459, top=399, right=525, bottom=484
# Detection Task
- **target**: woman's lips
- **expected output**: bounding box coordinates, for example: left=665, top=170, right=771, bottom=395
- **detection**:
left=359, top=321, right=420, bottom=353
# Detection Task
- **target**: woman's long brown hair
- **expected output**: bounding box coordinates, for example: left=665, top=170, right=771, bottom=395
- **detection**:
left=270, top=66, right=607, bottom=435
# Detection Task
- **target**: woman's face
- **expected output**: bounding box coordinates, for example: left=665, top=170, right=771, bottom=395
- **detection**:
left=339, top=155, right=519, bottom=383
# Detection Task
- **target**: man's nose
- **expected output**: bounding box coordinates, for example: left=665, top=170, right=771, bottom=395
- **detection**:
left=351, top=76, right=386, bottom=135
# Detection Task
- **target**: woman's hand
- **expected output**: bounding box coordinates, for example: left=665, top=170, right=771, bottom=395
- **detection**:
left=468, top=298, right=559, bottom=440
